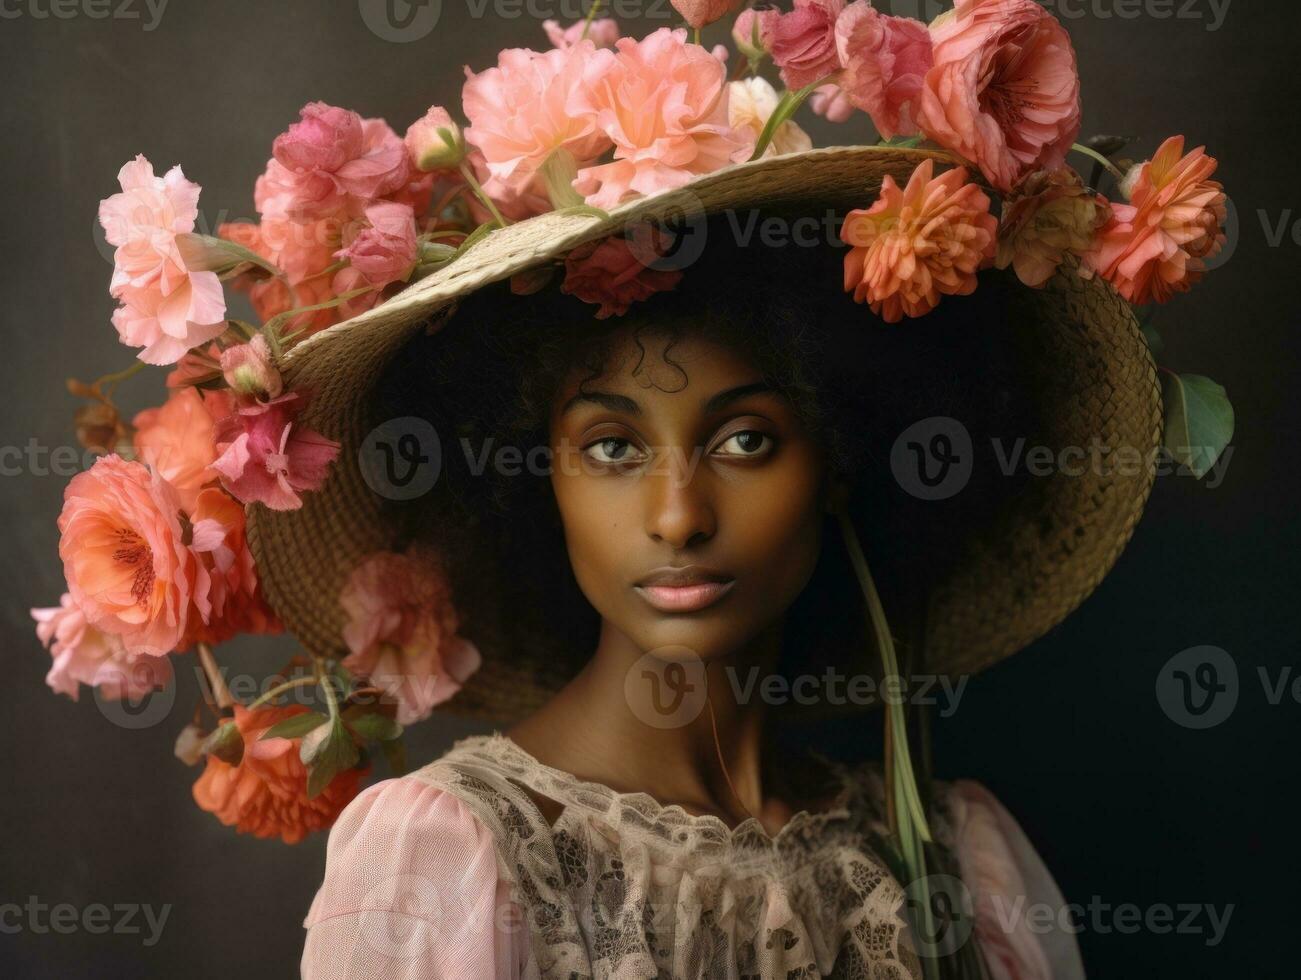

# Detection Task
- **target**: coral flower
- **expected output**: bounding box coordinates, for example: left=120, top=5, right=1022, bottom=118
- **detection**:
left=212, top=394, right=340, bottom=511
left=834, top=2, right=933, bottom=140
left=769, top=0, right=845, bottom=91
left=334, top=202, right=419, bottom=288
left=571, top=28, right=755, bottom=209
left=840, top=159, right=997, bottom=323
left=917, top=0, right=1081, bottom=193
left=995, top=167, right=1109, bottom=288
left=1082, top=136, right=1226, bottom=304
left=462, top=41, right=617, bottom=202
left=810, top=83, right=855, bottom=122
left=57, top=455, right=204, bottom=657
left=33, top=593, right=173, bottom=701
left=131, top=387, right=220, bottom=511
left=98, top=155, right=227, bottom=365
left=561, top=233, right=684, bottom=318
left=671, top=0, right=743, bottom=30
left=181, top=488, right=281, bottom=648
left=192, top=704, right=364, bottom=844
left=340, top=550, right=482, bottom=725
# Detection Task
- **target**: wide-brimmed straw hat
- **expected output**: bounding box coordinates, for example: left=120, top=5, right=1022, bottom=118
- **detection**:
left=246, top=145, right=1161, bottom=723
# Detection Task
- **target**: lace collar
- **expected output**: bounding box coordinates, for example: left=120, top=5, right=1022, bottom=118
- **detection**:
left=441, top=731, right=863, bottom=860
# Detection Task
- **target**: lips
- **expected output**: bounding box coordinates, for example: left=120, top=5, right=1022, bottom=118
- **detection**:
left=633, top=565, right=735, bottom=613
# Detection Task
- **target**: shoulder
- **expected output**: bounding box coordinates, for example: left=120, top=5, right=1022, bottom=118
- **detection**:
left=304, top=774, right=501, bottom=929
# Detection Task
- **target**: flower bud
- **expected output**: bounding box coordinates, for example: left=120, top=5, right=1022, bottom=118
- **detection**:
left=405, top=106, right=465, bottom=172
left=174, top=723, right=206, bottom=767
left=201, top=720, right=245, bottom=766
left=733, top=8, right=777, bottom=61
left=1119, top=161, right=1144, bottom=201
left=220, top=334, right=282, bottom=401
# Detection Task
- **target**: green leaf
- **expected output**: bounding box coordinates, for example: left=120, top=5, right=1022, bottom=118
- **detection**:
left=259, top=711, right=328, bottom=741
left=200, top=722, right=244, bottom=765
left=345, top=711, right=403, bottom=743
left=302, top=718, right=361, bottom=799
left=1160, top=372, right=1235, bottom=479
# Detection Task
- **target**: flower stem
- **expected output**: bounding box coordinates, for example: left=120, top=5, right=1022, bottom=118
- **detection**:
left=245, top=675, right=318, bottom=712
left=748, top=76, right=831, bottom=161
left=458, top=161, right=508, bottom=229
left=196, top=643, right=233, bottom=710
left=1071, top=142, right=1126, bottom=183
left=95, top=359, right=146, bottom=392
left=579, top=0, right=602, bottom=38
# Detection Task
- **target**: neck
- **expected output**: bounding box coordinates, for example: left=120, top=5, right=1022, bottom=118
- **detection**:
left=514, top=618, right=786, bottom=826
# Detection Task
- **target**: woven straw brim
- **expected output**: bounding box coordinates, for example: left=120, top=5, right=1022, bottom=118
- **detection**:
left=246, top=145, right=1162, bottom=724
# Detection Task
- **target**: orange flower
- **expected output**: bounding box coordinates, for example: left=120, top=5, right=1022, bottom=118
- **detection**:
left=132, top=387, right=220, bottom=511
left=840, top=159, right=997, bottom=322
left=192, top=704, right=364, bottom=844
left=1082, top=136, right=1226, bottom=304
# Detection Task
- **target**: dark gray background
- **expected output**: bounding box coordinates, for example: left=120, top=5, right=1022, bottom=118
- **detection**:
left=2, top=1, right=1296, bottom=977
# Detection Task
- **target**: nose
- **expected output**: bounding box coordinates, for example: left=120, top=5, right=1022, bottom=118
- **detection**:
left=643, top=445, right=716, bottom=550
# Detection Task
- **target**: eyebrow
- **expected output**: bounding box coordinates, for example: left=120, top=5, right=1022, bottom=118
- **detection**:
left=557, top=380, right=779, bottom=418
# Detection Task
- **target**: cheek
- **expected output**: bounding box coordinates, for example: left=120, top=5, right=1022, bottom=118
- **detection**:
left=550, top=460, right=627, bottom=602
left=731, top=448, right=826, bottom=601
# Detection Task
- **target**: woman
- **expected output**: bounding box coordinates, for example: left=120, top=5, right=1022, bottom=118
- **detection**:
left=276, top=156, right=1148, bottom=976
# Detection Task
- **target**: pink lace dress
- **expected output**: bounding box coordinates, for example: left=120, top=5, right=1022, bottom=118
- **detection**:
left=300, top=732, right=1084, bottom=979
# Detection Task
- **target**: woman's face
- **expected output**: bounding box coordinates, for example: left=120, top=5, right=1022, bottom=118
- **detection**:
left=548, top=324, right=829, bottom=663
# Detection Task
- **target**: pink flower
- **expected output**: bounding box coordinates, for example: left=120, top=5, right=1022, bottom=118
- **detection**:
left=131, top=387, right=220, bottom=511
left=543, top=17, right=619, bottom=49
left=33, top=593, right=174, bottom=701
left=561, top=234, right=684, bottom=318
left=340, top=550, right=482, bottom=724
left=98, top=155, right=227, bottom=365
left=571, top=29, right=755, bottom=209
left=405, top=106, right=464, bottom=172
left=57, top=455, right=204, bottom=656
left=733, top=7, right=779, bottom=61
left=180, top=487, right=281, bottom=648
left=917, top=0, right=1081, bottom=193
left=840, top=159, right=997, bottom=322
left=220, top=334, right=283, bottom=401
left=462, top=41, right=616, bottom=202
left=947, top=780, right=1084, bottom=980
left=257, top=103, right=411, bottom=220
left=810, top=82, right=855, bottom=122
left=834, top=2, right=932, bottom=140
left=334, top=202, right=419, bottom=288
left=212, top=394, right=340, bottom=511
left=995, top=167, right=1108, bottom=288
left=671, top=0, right=742, bottom=30
left=1082, top=136, right=1226, bottom=305
left=769, top=0, right=845, bottom=91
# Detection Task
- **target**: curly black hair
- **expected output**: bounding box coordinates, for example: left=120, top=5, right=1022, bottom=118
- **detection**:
left=371, top=212, right=1033, bottom=702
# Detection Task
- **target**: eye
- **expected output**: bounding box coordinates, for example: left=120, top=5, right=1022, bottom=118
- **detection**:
left=583, top=436, right=643, bottom=465
left=714, top=429, right=773, bottom=458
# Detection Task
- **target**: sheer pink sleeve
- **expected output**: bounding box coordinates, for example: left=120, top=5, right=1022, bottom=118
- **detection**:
left=300, top=776, right=531, bottom=979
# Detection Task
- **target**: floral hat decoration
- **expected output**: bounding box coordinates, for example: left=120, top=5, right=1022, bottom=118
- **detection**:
left=37, top=4, right=1231, bottom=953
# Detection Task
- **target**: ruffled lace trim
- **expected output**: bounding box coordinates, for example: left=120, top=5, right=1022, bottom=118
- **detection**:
left=412, top=732, right=922, bottom=979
